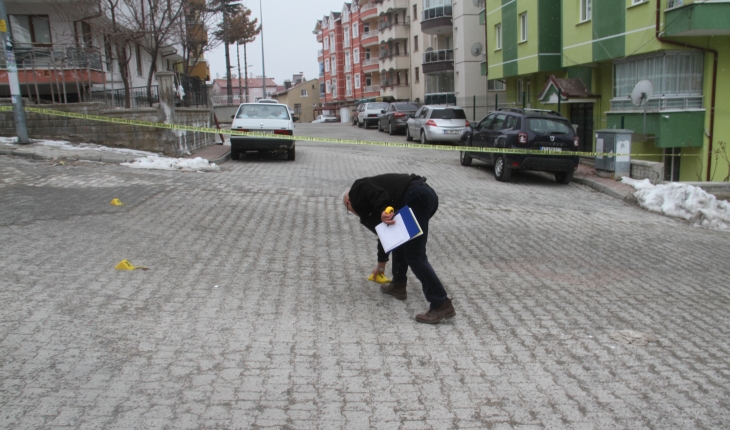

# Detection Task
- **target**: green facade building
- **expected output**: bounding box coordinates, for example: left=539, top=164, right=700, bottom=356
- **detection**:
left=483, top=0, right=730, bottom=182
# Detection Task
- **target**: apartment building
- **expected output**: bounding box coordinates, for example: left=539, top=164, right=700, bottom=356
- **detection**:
left=272, top=76, right=320, bottom=123
left=314, top=0, right=498, bottom=122
left=1, top=0, right=208, bottom=107
left=484, top=0, right=730, bottom=182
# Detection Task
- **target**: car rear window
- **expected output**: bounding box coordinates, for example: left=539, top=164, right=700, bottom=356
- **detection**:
left=368, top=103, right=389, bottom=109
left=526, top=118, right=573, bottom=135
left=236, top=105, right=290, bottom=119
left=430, top=109, right=466, bottom=120
left=393, top=103, right=420, bottom=110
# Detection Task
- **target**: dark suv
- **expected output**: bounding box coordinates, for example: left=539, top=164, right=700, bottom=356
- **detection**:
left=459, top=108, right=579, bottom=183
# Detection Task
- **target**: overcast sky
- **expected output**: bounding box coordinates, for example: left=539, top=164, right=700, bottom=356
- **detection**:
left=206, top=0, right=347, bottom=85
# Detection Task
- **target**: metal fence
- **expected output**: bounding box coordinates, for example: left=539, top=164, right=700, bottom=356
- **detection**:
left=89, top=85, right=159, bottom=109
left=176, top=73, right=208, bottom=107
left=0, top=44, right=103, bottom=71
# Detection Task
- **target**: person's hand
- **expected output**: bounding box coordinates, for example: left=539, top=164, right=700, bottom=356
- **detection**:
left=381, top=207, right=395, bottom=225
left=372, top=262, right=387, bottom=277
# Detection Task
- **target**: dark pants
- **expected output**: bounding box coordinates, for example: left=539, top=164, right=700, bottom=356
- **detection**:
left=391, top=184, right=449, bottom=309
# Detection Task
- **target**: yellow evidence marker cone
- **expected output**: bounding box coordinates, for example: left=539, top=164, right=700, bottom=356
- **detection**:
left=110, top=198, right=125, bottom=206
left=114, top=259, right=148, bottom=271
left=367, top=272, right=392, bottom=284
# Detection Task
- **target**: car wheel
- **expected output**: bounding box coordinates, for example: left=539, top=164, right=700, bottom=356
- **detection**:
left=406, top=127, right=413, bottom=141
left=388, top=122, right=395, bottom=135
left=494, top=155, right=512, bottom=182
left=377, top=121, right=383, bottom=132
left=555, top=170, right=574, bottom=184
left=420, top=130, right=429, bottom=145
left=287, top=146, right=295, bottom=161
left=459, top=144, right=472, bottom=167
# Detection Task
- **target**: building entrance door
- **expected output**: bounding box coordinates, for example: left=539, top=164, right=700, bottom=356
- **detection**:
left=570, top=103, right=594, bottom=153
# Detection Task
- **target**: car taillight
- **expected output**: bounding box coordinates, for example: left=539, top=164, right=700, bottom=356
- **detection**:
left=394, top=112, right=406, bottom=118
left=517, top=132, right=528, bottom=145
left=465, top=120, right=470, bottom=128
left=235, top=128, right=250, bottom=132
left=573, top=135, right=580, bottom=148
left=425, top=120, right=437, bottom=127
left=274, top=130, right=293, bottom=135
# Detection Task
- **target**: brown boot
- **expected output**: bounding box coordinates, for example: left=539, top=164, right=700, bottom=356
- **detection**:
left=415, top=299, right=456, bottom=324
left=380, top=282, right=407, bottom=300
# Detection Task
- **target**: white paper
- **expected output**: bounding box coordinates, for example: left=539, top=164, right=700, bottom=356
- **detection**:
left=375, top=213, right=411, bottom=253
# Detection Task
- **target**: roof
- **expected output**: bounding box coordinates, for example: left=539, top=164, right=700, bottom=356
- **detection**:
left=272, top=78, right=318, bottom=97
left=212, top=78, right=277, bottom=89
left=537, top=75, right=599, bottom=103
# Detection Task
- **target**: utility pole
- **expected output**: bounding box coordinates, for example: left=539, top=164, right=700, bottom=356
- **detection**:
left=259, top=0, right=266, bottom=98
left=0, top=0, right=29, bottom=143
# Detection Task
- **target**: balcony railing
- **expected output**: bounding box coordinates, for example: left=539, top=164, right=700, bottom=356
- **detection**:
left=364, top=85, right=380, bottom=93
left=360, top=2, right=377, bottom=12
left=361, top=30, right=378, bottom=39
left=422, top=6, right=452, bottom=21
left=378, top=21, right=409, bottom=31
left=423, top=49, right=454, bottom=64
left=89, top=85, right=159, bottom=109
left=362, top=58, right=379, bottom=67
left=610, top=96, right=704, bottom=112
left=0, top=43, right=103, bottom=71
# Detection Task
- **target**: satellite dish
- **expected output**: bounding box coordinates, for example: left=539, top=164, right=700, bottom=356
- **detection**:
left=630, top=80, right=654, bottom=107
left=470, top=42, right=483, bottom=57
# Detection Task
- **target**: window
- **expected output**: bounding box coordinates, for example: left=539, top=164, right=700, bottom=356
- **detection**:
left=613, top=51, right=704, bottom=98
left=365, top=74, right=372, bottom=87
left=581, top=0, right=592, bottom=22
left=344, top=27, right=350, bottom=47
left=352, top=22, right=358, bottom=38
left=488, top=80, right=506, bottom=91
left=519, top=13, right=527, bottom=42
left=324, top=36, right=329, bottom=50
left=75, top=21, right=93, bottom=47
left=354, top=48, right=360, bottom=64
left=301, top=89, right=308, bottom=97
left=332, top=79, right=337, bottom=98
left=325, top=58, right=330, bottom=72
left=326, top=80, right=331, bottom=94
left=104, top=36, right=114, bottom=72
left=355, top=73, right=361, bottom=89
left=415, top=67, right=419, bottom=83
left=9, top=15, right=51, bottom=47
left=414, top=35, right=419, bottom=52
left=346, top=75, right=352, bottom=96
left=330, top=35, right=335, bottom=49
left=135, top=44, right=143, bottom=76
left=495, top=23, right=502, bottom=50
left=294, top=103, right=301, bottom=114
left=331, top=55, right=337, bottom=75
left=413, top=5, right=417, bottom=20
left=345, top=51, right=351, bottom=72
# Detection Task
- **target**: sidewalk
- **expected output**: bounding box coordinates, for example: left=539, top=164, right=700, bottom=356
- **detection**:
left=1, top=138, right=637, bottom=202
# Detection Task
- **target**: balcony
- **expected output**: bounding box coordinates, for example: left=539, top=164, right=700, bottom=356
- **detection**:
left=379, top=22, right=410, bottom=42
left=361, top=30, right=379, bottom=47
left=663, top=2, right=730, bottom=36
left=363, top=85, right=380, bottom=95
left=377, top=0, right=409, bottom=15
left=362, top=57, right=380, bottom=71
left=381, top=84, right=411, bottom=100
left=422, top=49, right=454, bottom=74
left=360, top=1, right=377, bottom=17
left=379, top=54, right=410, bottom=71
left=424, top=92, right=456, bottom=105
left=421, top=5, right=453, bottom=35
left=318, top=49, right=323, bottom=58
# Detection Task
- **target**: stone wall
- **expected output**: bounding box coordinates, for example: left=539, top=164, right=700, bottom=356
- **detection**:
left=0, top=101, right=216, bottom=157
left=630, top=160, right=664, bottom=183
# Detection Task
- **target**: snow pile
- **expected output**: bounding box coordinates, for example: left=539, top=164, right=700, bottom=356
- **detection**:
left=621, top=177, right=730, bottom=231
left=121, top=156, right=220, bottom=172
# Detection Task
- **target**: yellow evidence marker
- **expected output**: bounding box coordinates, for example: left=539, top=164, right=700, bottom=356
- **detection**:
left=110, top=198, right=125, bottom=206
left=114, top=259, right=148, bottom=271
left=367, top=272, right=392, bottom=284
left=384, top=206, right=394, bottom=215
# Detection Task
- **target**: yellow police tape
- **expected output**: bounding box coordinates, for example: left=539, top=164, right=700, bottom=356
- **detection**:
left=1, top=105, right=694, bottom=158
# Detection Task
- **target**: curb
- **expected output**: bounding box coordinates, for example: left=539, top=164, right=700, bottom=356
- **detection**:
left=573, top=176, right=638, bottom=205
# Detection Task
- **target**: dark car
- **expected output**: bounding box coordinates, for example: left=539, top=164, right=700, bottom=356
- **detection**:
left=377, top=102, right=421, bottom=135
left=459, top=108, right=579, bottom=183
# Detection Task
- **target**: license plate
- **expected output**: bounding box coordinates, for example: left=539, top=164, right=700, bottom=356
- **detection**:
left=540, top=147, right=561, bottom=152
left=443, top=130, right=460, bottom=135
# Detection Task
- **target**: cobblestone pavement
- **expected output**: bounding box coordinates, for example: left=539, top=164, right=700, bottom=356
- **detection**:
left=1, top=126, right=729, bottom=429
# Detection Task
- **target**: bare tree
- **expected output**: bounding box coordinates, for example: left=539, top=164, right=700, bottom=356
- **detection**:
left=232, top=7, right=260, bottom=102
left=210, top=0, right=242, bottom=97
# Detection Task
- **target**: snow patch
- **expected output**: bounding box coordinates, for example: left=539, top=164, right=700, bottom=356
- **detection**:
left=121, top=156, right=220, bottom=172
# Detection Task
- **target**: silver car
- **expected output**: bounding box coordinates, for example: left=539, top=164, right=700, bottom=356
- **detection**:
left=357, top=102, right=390, bottom=129
left=406, top=105, right=470, bottom=144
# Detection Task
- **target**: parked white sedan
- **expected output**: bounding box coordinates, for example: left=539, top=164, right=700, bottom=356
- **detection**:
left=406, top=105, right=470, bottom=144
left=312, top=115, right=338, bottom=123
left=230, top=103, right=295, bottom=160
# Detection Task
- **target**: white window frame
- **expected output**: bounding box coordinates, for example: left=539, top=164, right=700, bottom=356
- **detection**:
left=345, top=50, right=351, bottom=72
left=344, top=27, right=350, bottom=47
left=326, top=80, right=331, bottom=94
left=301, top=89, right=308, bottom=97
left=355, top=73, right=361, bottom=89
left=331, top=55, right=337, bottom=75
left=325, top=58, right=330, bottom=72
left=352, top=22, right=358, bottom=38
left=580, top=0, right=592, bottom=22
left=353, top=48, right=360, bottom=64
left=519, top=13, right=527, bottom=42
left=495, top=23, right=502, bottom=50
left=330, top=35, right=335, bottom=50
left=332, top=78, right=337, bottom=98
left=324, top=36, right=329, bottom=50
left=346, top=75, right=352, bottom=96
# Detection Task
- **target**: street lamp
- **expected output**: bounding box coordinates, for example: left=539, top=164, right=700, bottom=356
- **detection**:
left=259, top=0, right=266, bottom=99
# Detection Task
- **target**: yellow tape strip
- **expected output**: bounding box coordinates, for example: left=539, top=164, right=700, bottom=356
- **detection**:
left=1, top=105, right=697, bottom=158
